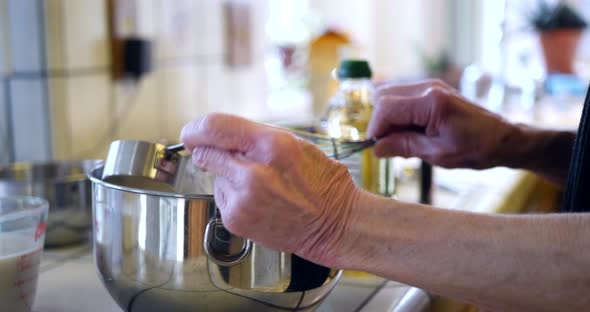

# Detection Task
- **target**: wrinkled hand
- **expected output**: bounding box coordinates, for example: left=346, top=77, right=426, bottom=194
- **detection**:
left=368, top=80, right=517, bottom=169
left=181, top=114, right=361, bottom=267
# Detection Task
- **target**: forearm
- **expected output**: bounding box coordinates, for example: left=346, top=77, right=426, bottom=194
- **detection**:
left=496, top=124, right=576, bottom=186
left=340, top=192, right=590, bottom=311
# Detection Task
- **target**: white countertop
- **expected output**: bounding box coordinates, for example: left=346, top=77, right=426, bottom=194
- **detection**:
left=32, top=243, right=429, bottom=312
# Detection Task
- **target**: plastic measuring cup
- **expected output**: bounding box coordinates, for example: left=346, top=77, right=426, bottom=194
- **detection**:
left=0, top=196, right=48, bottom=312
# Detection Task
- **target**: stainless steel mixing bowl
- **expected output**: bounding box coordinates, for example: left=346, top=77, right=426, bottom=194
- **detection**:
left=90, top=166, right=341, bottom=312
left=0, top=160, right=100, bottom=246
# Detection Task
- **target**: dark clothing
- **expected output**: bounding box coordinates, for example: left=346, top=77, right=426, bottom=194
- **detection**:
left=563, top=87, right=590, bottom=212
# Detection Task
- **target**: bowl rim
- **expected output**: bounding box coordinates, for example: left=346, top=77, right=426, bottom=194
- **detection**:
left=88, top=166, right=214, bottom=200
left=0, top=195, right=49, bottom=223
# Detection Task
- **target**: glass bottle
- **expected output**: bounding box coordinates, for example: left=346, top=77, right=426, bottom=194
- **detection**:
left=319, top=59, right=395, bottom=197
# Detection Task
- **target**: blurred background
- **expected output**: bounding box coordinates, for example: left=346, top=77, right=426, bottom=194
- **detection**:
left=0, top=0, right=589, bottom=163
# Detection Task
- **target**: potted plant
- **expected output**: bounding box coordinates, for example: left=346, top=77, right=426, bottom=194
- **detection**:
left=528, top=1, right=587, bottom=74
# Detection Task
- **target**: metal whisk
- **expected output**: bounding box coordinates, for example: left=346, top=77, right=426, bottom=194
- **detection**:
left=286, top=128, right=378, bottom=160
left=163, top=127, right=378, bottom=161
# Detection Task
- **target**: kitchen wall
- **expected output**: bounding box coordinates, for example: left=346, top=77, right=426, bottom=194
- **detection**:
left=0, top=0, right=270, bottom=162
left=309, top=0, right=452, bottom=79
left=2, top=0, right=542, bottom=164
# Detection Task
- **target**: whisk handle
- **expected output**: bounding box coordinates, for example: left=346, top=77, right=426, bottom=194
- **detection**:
left=166, top=143, right=185, bottom=154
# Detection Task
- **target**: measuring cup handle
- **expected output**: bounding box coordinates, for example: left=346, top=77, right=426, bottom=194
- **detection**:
left=204, top=219, right=252, bottom=266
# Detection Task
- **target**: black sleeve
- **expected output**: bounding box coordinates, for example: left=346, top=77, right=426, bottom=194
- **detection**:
left=563, top=84, right=590, bottom=212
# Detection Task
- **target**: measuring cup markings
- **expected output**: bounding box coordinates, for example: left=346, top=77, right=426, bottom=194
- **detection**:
left=19, top=293, right=32, bottom=310
left=17, top=248, right=42, bottom=261
left=17, top=249, right=41, bottom=272
left=18, top=285, right=36, bottom=300
left=19, top=291, right=32, bottom=301
left=6, top=248, right=43, bottom=310
left=13, top=275, right=37, bottom=287
left=18, top=284, right=37, bottom=310
left=18, top=262, right=32, bottom=272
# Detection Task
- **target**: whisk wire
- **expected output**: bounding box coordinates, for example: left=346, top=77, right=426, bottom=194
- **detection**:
left=286, top=128, right=377, bottom=160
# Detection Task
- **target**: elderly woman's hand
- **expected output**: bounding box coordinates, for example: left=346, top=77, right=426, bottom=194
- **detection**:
left=369, top=79, right=517, bottom=169
left=181, top=114, right=362, bottom=267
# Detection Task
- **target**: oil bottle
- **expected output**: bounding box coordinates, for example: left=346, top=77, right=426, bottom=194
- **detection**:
left=319, top=59, right=395, bottom=197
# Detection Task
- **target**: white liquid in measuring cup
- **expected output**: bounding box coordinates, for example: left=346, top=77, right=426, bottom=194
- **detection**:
left=0, top=234, right=43, bottom=312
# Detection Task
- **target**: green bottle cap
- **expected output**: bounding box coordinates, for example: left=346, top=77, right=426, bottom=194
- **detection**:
left=336, top=59, right=372, bottom=79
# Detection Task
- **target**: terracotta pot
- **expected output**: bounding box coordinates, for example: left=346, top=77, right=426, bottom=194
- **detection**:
left=539, top=29, right=583, bottom=74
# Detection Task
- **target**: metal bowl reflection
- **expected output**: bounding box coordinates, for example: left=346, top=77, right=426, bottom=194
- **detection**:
left=0, top=160, right=99, bottom=246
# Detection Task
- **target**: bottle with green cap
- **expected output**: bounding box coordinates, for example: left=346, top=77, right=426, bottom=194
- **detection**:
left=319, top=59, right=395, bottom=197
left=320, top=59, right=373, bottom=139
